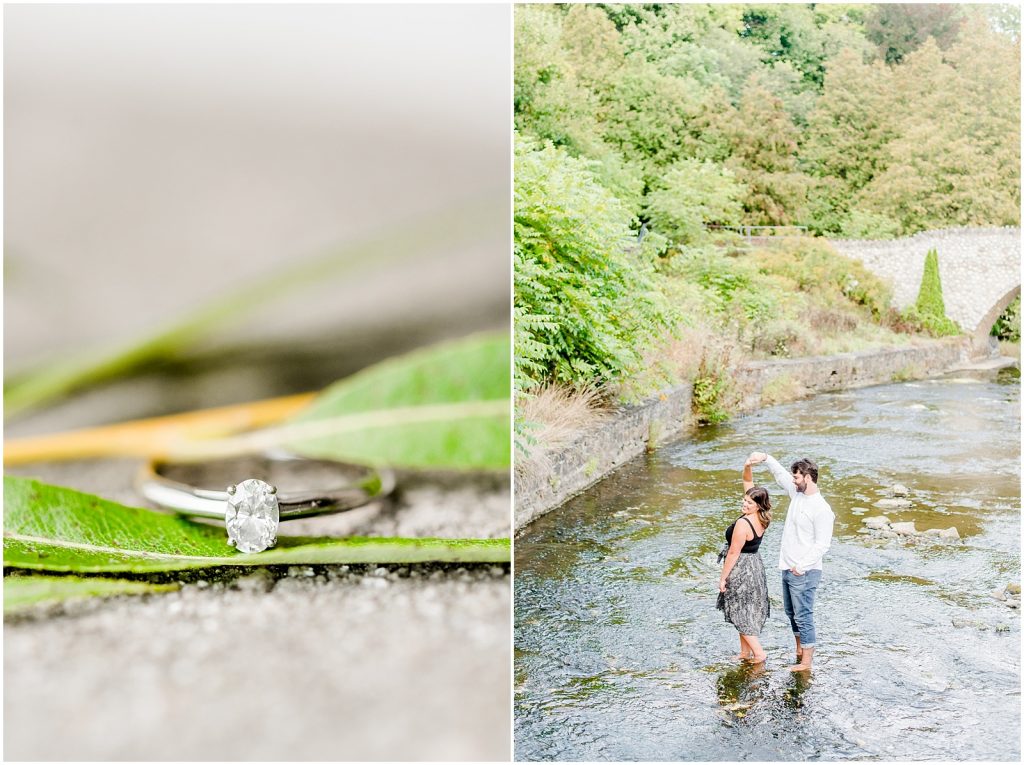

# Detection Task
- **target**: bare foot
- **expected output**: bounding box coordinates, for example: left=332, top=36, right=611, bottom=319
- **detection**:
left=733, top=653, right=753, bottom=660
left=787, top=662, right=812, bottom=673
left=749, top=653, right=767, bottom=663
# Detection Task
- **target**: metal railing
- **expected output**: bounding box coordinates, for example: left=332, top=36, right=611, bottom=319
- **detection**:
left=705, top=224, right=808, bottom=243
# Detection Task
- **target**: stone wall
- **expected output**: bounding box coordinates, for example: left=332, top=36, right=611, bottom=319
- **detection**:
left=830, top=227, right=1021, bottom=338
left=729, top=338, right=973, bottom=412
left=515, top=337, right=977, bottom=532
left=515, top=382, right=695, bottom=531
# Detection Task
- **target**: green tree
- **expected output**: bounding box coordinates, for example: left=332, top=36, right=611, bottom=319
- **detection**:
left=909, top=248, right=959, bottom=336
left=643, top=159, right=746, bottom=246
left=866, top=3, right=965, bottom=64
left=687, top=84, right=741, bottom=163
left=514, top=5, right=612, bottom=163
left=600, top=60, right=706, bottom=179
left=514, top=135, right=676, bottom=391
left=514, top=5, right=646, bottom=215
left=561, top=4, right=625, bottom=88
left=857, top=34, right=1020, bottom=232
left=741, top=3, right=833, bottom=87
left=982, top=3, right=1020, bottom=42
left=514, top=2, right=1017, bottom=239
left=801, top=48, right=900, bottom=234
left=739, top=3, right=872, bottom=89
left=727, top=77, right=810, bottom=225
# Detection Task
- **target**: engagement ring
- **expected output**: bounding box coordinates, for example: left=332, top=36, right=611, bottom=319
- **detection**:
left=137, top=454, right=396, bottom=553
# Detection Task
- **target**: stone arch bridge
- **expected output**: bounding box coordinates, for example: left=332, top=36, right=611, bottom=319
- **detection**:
left=829, top=227, right=1020, bottom=346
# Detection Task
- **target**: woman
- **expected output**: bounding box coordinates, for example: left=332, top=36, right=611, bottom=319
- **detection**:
left=717, top=454, right=772, bottom=663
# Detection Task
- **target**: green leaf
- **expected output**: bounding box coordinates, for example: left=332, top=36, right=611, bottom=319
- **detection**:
left=282, top=332, right=511, bottom=470
left=3, top=476, right=509, bottom=574
left=4, top=574, right=178, bottom=614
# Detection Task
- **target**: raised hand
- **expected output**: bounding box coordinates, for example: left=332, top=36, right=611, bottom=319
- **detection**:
left=747, top=452, right=767, bottom=465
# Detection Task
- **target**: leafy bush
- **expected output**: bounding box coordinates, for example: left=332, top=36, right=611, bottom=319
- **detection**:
left=672, top=249, right=753, bottom=308
left=749, top=318, right=804, bottom=357
left=991, top=296, right=1020, bottom=342
left=840, top=209, right=902, bottom=240
left=692, top=346, right=736, bottom=424
left=514, top=135, right=677, bottom=393
left=750, top=238, right=892, bottom=319
left=735, top=287, right=779, bottom=324
left=643, top=159, right=746, bottom=246
left=909, top=248, right=960, bottom=336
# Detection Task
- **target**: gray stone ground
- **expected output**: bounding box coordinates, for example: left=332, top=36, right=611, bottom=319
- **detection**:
left=4, top=7, right=512, bottom=759
left=4, top=462, right=511, bottom=761
left=5, top=566, right=509, bottom=761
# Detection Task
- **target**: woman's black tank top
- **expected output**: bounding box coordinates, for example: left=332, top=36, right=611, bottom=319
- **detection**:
left=725, top=515, right=764, bottom=553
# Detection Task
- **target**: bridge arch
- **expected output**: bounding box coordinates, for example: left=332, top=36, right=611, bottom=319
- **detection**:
left=974, top=284, right=1021, bottom=344
left=829, top=227, right=1020, bottom=349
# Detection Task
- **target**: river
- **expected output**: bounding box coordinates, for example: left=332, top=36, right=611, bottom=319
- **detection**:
left=514, top=368, right=1020, bottom=761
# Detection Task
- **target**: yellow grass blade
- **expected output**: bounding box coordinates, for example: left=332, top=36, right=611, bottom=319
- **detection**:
left=3, top=393, right=316, bottom=465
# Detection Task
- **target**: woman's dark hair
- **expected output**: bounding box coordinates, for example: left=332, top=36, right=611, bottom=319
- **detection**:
left=791, top=458, right=819, bottom=483
left=745, top=486, right=772, bottom=529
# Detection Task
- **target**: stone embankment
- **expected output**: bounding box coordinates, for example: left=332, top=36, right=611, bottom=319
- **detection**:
left=515, top=336, right=1011, bottom=531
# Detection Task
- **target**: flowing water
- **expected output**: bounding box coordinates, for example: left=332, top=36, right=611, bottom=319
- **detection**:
left=515, top=368, right=1021, bottom=761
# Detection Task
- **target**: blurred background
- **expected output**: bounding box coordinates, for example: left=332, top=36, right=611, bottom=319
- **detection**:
left=5, top=2, right=509, bottom=432
left=4, top=4, right=511, bottom=761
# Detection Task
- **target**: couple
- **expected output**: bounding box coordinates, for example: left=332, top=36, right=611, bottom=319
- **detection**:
left=716, top=452, right=835, bottom=672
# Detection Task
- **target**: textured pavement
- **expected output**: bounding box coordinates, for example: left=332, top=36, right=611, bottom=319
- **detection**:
left=4, top=463, right=511, bottom=761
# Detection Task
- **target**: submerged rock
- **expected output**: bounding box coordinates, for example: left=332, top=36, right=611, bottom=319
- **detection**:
left=722, top=702, right=753, bottom=712
left=860, top=516, right=961, bottom=546
left=991, top=585, right=1021, bottom=608
left=952, top=617, right=990, bottom=631
left=877, top=498, right=913, bottom=509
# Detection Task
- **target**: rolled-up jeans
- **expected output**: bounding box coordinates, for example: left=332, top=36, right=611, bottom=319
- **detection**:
left=781, top=569, right=822, bottom=647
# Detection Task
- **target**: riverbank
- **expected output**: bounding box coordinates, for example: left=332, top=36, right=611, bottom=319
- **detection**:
left=515, top=336, right=1015, bottom=531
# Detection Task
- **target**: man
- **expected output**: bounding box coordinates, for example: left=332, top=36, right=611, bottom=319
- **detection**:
left=748, top=452, right=834, bottom=672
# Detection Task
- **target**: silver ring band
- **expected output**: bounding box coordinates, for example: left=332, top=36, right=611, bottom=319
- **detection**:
left=136, top=454, right=395, bottom=553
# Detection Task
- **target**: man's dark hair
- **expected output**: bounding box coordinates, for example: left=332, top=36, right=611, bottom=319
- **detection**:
left=791, top=458, right=819, bottom=483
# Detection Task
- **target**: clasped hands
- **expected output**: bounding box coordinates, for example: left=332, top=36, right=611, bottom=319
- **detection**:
left=745, top=451, right=768, bottom=466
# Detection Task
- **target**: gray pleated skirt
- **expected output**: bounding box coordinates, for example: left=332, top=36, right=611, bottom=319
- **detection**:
left=716, top=550, right=770, bottom=636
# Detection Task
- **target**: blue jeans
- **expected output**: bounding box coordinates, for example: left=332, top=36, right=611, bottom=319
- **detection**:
left=781, top=569, right=822, bottom=647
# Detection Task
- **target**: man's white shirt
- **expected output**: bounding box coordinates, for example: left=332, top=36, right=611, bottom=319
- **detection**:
left=765, top=456, right=835, bottom=573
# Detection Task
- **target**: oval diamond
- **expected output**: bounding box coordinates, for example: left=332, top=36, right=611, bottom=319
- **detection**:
left=225, top=478, right=279, bottom=554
